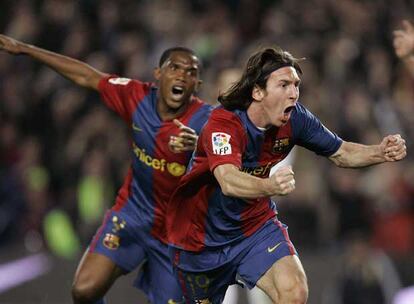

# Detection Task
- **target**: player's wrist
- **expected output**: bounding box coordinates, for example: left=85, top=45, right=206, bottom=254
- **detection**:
left=376, top=144, right=388, bottom=163
left=17, top=42, right=32, bottom=55
left=261, top=177, right=276, bottom=197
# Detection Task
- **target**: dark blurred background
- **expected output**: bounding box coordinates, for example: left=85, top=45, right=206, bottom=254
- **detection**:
left=0, top=0, right=413, bottom=303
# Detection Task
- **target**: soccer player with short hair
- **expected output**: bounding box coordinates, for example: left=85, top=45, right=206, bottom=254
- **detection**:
left=166, top=47, right=407, bottom=304
left=0, top=35, right=212, bottom=303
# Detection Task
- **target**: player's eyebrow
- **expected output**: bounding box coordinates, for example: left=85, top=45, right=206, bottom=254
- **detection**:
left=279, top=78, right=301, bottom=85
left=168, top=60, right=199, bottom=69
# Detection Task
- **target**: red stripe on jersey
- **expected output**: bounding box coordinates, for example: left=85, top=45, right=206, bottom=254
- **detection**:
left=173, top=251, right=190, bottom=303
left=151, top=98, right=207, bottom=243
left=240, top=122, right=293, bottom=237
left=274, top=219, right=295, bottom=255
left=98, top=75, right=151, bottom=123
left=167, top=167, right=214, bottom=251
left=241, top=121, right=292, bottom=236
left=240, top=198, right=276, bottom=237
left=89, top=210, right=112, bottom=252
left=260, top=122, right=293, bottom=163
left=113, top=167, right=134, bottom=211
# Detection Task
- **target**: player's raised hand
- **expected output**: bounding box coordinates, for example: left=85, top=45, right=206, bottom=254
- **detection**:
left=381, top=134, right=407, bottom=162
left=0, top=35, right=25, bottom=55
left=168, top=119, right=198, bottom=153
left=393, top=20, right=414, bottom=59
left=268, top=165, right=295, bottom=196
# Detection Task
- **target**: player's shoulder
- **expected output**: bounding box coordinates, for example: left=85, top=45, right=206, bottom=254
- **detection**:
left=292, top=102, right=308, bottom=115
left=207, top=106, right=244, bottom=128
left=211, top=106, right=238, bottom=118
left=291, top=101, right=316, bottom=121
left=185, top=98, right=214, bottom=124
left=102, top=75, right=154, bottom=91
left=190, top=96, right=214, bottom=111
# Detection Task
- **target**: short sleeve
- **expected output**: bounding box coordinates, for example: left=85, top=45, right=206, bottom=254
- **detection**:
left=292, top=103, right=342, bottom=156
left=98, top=75, right=150, bottom=122
left=200, top=110, right=247, bottom=172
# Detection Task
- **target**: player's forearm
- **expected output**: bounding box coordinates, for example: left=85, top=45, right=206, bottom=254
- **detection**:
left=329, top=141, right=385, bottom=168
left=19, top=43, right=105, bottom=90
left=214, top=164, right=275, bottom=199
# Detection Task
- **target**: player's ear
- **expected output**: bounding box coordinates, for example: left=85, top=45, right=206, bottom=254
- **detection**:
left=195, top=79, right=203, bottom=92
left=252, top=85, right=265, bottom=101
left=153, top=67, right=161, bottom=80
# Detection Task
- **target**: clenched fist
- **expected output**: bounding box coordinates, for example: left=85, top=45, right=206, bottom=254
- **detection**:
left=381, top=134, right=407, bottom=162
left=268, top=165, right=295, bottom=196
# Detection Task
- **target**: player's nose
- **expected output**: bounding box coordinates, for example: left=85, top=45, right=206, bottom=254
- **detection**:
left=289, top=85, right=299, bottom=100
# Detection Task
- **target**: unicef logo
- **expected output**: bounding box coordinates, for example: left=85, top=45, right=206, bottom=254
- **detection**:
left=167, top=162, right=186, bottom=177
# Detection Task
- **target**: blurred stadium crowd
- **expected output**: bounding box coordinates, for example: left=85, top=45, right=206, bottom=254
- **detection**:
left=0, top=0, right=414, bottom=303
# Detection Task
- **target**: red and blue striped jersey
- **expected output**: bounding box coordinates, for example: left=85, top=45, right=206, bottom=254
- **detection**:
left=98, top=75, right=212, bottom=243
left=167, top=103, right=342, bottom=252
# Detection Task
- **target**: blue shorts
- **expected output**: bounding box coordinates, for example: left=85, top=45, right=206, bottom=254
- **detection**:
left=170, top=218, right=296, bottom=303
left=89, top=209, right=182, bottom=303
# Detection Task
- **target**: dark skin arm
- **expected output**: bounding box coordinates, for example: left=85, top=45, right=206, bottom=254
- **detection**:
left=0, top=34, right=108, bottom=90
left=0, top=35, right=203, bottom=157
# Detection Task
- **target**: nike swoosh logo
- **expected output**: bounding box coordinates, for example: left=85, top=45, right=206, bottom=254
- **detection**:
left=132, top=123, right=142, bottom=132
left=267, top=242, right=282, bottom=253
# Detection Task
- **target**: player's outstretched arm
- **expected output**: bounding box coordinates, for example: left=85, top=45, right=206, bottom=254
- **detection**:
left=213, top=164, right=295, bottom=199
left=0, top=34, right=108, bottom=90
left=329, top=134, right=407, bottom=168
left=393, top=20, right=414, bottom=77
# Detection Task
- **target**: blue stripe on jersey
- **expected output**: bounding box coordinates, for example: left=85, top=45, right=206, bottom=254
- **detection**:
left=204, top=188, right=244, bottom=246
left=128, top=88, right=160, bottom=224
left=291, top=102, right=342, bottom=156
left=180, top=102, right=212, bottom=170
left=185, top=103, right=214, bottom=161
left=235, top=110, right=264, bottom=169
left=187, top=103, right=213, bottom=132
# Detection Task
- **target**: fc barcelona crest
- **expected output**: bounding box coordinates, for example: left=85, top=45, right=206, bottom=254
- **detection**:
left=272, top=137, right=290, bottom=153
left=103, top=233, right=120, bottom=250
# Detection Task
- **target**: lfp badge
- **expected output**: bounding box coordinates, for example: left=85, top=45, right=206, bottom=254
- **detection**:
left=212, top=132, right=232, bottom=155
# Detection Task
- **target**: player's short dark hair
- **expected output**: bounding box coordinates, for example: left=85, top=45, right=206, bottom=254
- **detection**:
left=159, top=47, right=199, bottom=67
left=218, top=47, right=303, bottom=111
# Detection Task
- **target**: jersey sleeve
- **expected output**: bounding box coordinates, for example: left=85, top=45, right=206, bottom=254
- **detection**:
left=98, top=75, right=150, bottom=123
left=200, top=110, right=247, bottom=172
left=292, top=103, right=342, bottom=156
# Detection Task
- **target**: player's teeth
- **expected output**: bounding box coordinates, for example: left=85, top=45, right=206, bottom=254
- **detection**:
left=173, top=86, right=184, bottom=93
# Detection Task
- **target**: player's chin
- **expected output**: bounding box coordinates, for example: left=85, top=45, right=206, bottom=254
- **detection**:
left=166, top=98, right=186, bottom=109
left=273, top=118, right=287, bottom=127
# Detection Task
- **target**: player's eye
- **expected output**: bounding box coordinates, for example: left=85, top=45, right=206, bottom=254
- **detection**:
left=187, top=69, right=197, bottom=76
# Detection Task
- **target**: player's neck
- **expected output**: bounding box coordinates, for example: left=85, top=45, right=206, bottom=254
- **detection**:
left=247, top=101, right=271, bottom=129
left=157, top=100, right=189, bottom=121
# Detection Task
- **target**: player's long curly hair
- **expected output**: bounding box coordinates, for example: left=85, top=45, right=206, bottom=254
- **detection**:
left=218, top=47, right=303, bottom=111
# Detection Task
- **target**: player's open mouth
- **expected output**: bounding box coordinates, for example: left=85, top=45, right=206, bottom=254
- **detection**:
left=281, top=105, right=295, bottom=124
left=284, top=105, right=295, bottom=114
left=171, top=86, right=185, bottom=99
